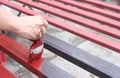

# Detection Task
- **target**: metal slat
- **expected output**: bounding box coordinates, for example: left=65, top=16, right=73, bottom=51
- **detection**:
left=17, top=0, right=120, bottom=30
left=0, top=34, right=45, bottom=78
left=0, top=1, right=120, bottom=78
left=57, top=0, right=120, bottom=21
left=44, top=34, right=120, bottom=78
left=37, top=0, right=120, bottom=30
left=35, top=0, right=120, bottom=39
left=0, top=50, right=6, bottom=65
left=0, top=34, right=74, bottom=78
left=41, top=61, right=74, bottom=78
left=0, top=0, right=120, bottom=52
left=79, top=0, right=120, bottom=11
left=0, top=65, right=16, bottom=78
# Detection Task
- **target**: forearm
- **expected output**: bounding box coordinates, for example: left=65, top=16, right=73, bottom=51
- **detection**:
left=0, top=8, right=48, bottom=40
left=0, top=8, right=18, bottom=32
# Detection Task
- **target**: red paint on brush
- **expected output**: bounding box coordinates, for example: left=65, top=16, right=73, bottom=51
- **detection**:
left=29, top=39, right=44, bottom=63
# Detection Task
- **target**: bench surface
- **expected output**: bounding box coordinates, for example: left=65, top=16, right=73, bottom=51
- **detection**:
left=0, top=65, right=16, bottom=78
left=0, top=0, right=120, bottom=78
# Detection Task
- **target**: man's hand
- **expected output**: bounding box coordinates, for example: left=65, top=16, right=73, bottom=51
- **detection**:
left=0, top=8, right=48, bottom=40
left=12, top=16, right=48, bottom=40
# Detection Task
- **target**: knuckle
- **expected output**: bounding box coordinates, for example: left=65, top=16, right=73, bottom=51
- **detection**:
left=37, top=16, right=42, bottom=19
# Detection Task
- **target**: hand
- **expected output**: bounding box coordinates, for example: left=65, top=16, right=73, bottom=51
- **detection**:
left=11, top=16, right=48, bottom=40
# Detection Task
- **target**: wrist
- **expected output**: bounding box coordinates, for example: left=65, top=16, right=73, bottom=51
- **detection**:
left=7, top=16, right=19, bottom=33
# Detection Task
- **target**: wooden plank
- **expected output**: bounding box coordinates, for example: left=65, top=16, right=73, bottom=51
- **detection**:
left=44, top=34, right=120, bottom=78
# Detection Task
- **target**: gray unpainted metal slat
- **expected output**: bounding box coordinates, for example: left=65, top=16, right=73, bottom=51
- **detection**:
left=41, top=60, right=74, bottom=78
left=44, top=34, right=120, bottom=78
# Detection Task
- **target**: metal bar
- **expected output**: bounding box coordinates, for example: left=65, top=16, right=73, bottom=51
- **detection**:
left=17, top=4, right=26, bottom=16
left=118, top=0, right=120, bottom=6
left=74, top=0, right=120, bottom=12
left=117, top=0, right=120, bottom=13
left=0, top=0, right=120, bottom=52
left=17, top=4, right=34, bottom=16
left=0, top=34, right=45, bottom=78
left=40, top=60, right=74, bottom=78
left=0, top=50, right=7, bottom=65
left=17, top=0, right=120, bottom=30
left=0, top=0, right=120, bottom=77
left=0, top=65, right=16, bottom=78
left=35, top=0, right=120, bottom=39
left=0, top=34, right=74, bottom=78
left=57, top=0, right=120, bottom=21
left=44, top=34, right=120, bottom=78
left=0, top=32, right=7, bottom=66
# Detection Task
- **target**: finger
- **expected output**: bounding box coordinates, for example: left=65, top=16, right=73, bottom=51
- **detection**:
left=39, top=30, right=42, bottom=39
left=41, top=26, right=46, bottom=36
left=31, top=29, right=40, bottom=40
left=37, top=26, right=43, bottom=39
left=32, top=27, right=40, bottom=37
left=36, top=29, right=41, bottom=39
left=42, top=18, right=49, bottom=28
left=34, top=28, right=42, bottom=39
left=30, top=33, right=38, bottom=40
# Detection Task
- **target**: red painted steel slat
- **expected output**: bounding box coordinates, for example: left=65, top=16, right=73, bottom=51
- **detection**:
left=0, top=50, right=7, bottom=65
left=79, top=0, right=120, bottom=11
left=35, top=0, right=119, bottom=37
left=0, top=34, right=45, bottom=77
left=18, top=0, right=120, bottom=30
left=0, top=65, right=16, bottom=78
left=38, top=0, right=120, bottom=30
left=0, top=1, right=120, bottom=52
left=57, top=0, right=120, bottom=21
left=0, top=34, right=74, bottom=78
left=15, top=0, right=120, bottom=40
left=0, top=31, right=7, bottom=66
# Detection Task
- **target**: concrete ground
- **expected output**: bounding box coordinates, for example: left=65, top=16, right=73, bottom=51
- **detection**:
left=1, top=0, right=120, bottom=78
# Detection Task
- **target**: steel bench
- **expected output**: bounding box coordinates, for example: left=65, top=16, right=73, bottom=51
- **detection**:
left=0, top=0, right=120, bottom=78
left=0, top=64, right=16, bottom=78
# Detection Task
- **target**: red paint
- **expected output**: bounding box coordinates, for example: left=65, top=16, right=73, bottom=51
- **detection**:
left=0, top=50, right=7, bottom=65
left=0, top=65, right=16, bottom=78
left=0, top=0, right=120, bottom=77
left=66, top=0, right=120, bottom=11
left=17, top=0, right=120, bottom=30
left=29, top=39, right=44, bottom=63
left=58, top=0, right=120, bottom=21
left=80, top=0, right=120, bottom=11
left=0, top=34, right=45, bottom=77
left=0, top=0, right=120, bottom=52
left=0, top=31, right=7, bottom=65
left=37, top=0, right=120, bottom=39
